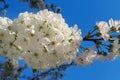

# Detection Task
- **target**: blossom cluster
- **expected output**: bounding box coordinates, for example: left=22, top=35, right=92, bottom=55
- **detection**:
left=0, top=9, right=82, bottom=69
left=96, top=19, right=120, bottom=40
left=74, top=38, right=120, bottom=66
left=74, top=19, right=120, bottom=66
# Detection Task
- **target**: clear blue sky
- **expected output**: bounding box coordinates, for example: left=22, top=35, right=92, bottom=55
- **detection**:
left=5, top=0, right=120, bottom=80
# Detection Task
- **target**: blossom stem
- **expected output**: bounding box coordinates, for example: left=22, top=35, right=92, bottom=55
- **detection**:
left=83, top=37, right=104, bottom=42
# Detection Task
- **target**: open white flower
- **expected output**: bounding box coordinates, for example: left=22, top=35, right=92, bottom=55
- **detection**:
left=96, top=21, right=110, bottom=40
left=109, top=18, right=120, bottom=32
left=74, top=47, right=97, bottom=66
left=0, top=17, right=13, bottom=29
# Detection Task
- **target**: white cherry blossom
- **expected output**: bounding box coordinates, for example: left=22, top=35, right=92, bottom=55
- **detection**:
left=109, top=18, right=120, bottom=32
left=96, top=21, right=110, bottom=40
left=74, top=47, right=97, bottom=66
